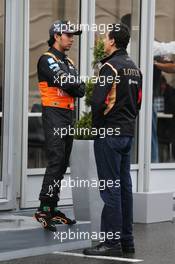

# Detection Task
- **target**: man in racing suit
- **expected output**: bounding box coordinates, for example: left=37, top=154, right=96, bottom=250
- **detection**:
left=34, top=20, right=85, bottom=231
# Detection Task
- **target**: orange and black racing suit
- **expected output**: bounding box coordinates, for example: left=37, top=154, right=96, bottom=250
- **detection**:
left=37, top=47, right=85, bottom=206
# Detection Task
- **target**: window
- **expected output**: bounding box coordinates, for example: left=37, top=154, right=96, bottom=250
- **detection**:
left=28, top=0, right=80, bottom=168
left=152, top=0, right=175, bottom=163
left=95, top=0, right=141, bottom=164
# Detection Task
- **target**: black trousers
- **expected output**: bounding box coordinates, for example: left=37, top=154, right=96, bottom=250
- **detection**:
left=39, top=107, right=73, bottom=204
left=94, top=136, right=133, bottom=246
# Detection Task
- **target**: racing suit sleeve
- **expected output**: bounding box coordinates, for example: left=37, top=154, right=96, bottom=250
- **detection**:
left=91, top=63, right=116, bottom=128
left=38, top=55, right=85, bottom=98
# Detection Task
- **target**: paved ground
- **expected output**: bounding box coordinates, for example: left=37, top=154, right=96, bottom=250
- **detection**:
left=0, top=220, right=174, bottom=264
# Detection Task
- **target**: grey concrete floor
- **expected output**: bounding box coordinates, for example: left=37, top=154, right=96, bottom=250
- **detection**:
left=0, top=220, right=174, bottom=264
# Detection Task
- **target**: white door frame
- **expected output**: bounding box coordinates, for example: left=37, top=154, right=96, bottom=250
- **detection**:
left=20, top=0, right=29, bottom=209
left=0, top=0, right=17, bottom=207
left=138, top=0, right=156, bottom=192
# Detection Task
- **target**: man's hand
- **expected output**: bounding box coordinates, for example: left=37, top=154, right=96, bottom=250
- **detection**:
left=54, top=70, right=85, bottom=98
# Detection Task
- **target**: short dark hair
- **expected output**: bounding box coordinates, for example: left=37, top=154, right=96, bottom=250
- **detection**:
left=108, top=23, right=130, bottom=50
left=121, top=14, right=131, bottom=32
left=47, top=36, right=55, bottom=47
left=47, top=33, right=61, bottom=47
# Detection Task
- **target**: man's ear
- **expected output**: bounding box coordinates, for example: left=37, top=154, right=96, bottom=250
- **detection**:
left=110, top=38, right=115, bottom=47
left=54, top=33, right=61, bottom=42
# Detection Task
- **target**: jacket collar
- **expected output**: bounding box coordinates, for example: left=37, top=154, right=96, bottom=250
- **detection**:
left=49, top=47, right=67, bottom=61
left=100, top=48, right=128, bottom=64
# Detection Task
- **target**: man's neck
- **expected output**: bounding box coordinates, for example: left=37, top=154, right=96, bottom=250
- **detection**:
left=53, top=43, right=65, bottom=54
left=107, top=47, right=118, bottom=56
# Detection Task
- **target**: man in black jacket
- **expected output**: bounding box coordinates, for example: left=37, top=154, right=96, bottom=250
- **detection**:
left=34, top=20, right=85, bottom=231
left=83, top=24, right=142, bottom=256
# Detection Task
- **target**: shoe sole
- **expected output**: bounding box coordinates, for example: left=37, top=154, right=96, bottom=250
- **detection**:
left=122, top=247, right=135, bottom=254
left=33, top=215, right=57, bottom=232
left=52, top=217, right=76, bottom=225
left=123, top=249, right=135, bottom=254
left=83, top=249, right=123, bottom=257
